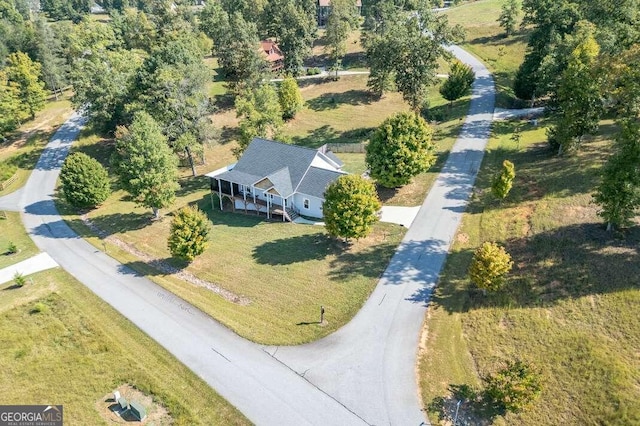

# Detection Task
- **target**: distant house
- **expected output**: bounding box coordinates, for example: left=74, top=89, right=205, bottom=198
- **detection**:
left=260, top=40, right=284, bottom=72
left=317, top=0, right=362, bottom=27
left=205, top=138, right=346, bottom=221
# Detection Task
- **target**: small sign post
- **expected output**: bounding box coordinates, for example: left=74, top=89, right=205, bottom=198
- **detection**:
left=320, top=306, right=325, bottom=324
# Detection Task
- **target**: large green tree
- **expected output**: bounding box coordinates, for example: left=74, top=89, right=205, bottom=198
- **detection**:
left=594, top=120, right=640, bottom=231
left=468, top=242, right=513, bottom=292
left=0, top=69, right=22, bottom=136
left=366, top=112, right=436, bottom=188
left=261, top=0, right=316, bottom=75
left=325, top=0, right=359, bottom=67
left=5, top=51, right=47, bottom=120
left=547, top=25, right=603, bottom=154
left=111, top=8, right=157, bottom=51
left=234, top=83, right=284, bottom=157
left=59, top=152, right=111, bottom=209
left=111, top=112, right=179, bottom=218
left=323, top=174, right=381, bottom=241
left=168, top=205, right=212, bottom=262
left=71, top=48, right=143, bottom=133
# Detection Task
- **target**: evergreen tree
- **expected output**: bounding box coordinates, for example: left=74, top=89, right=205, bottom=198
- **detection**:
left=439, top=59, right=475, bottom=107
left=323, top=174, right=381, bottom=241
left=111, top=112, right=179, bottom=218
left=498, top=0, right=520, bottom=37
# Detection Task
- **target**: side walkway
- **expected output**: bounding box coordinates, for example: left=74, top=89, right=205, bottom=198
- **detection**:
left=0, top=252, right=58, bottom=284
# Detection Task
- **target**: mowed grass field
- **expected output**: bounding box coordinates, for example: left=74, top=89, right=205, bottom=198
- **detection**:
left=419, top=118, right=640, bottom=424
left=444, top=0, right=528, bottom=108
left=61, top=68, right=475, bottom=345
left=0, top=212, right=39, bottom=269
left=0, top=216, right=248, bottom=425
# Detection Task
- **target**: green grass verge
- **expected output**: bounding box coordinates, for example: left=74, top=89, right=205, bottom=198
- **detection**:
left=444, top=0, right=528, bottom=108
left=419, top=119, right=640, bottom=424
left=0, top=269, right=249, bottom=425
left=0, top=212, right=40, bottom=269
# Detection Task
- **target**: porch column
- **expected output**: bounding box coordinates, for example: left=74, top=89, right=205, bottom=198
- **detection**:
left=216, top=178, right=222, bottom=210
left=243, top=187, right=247, bottom=213
left=266, top=192, right=270, bottom=219
left=230, top=183, right=235, bottom=212
left=282, top=195, right=285, bottom=222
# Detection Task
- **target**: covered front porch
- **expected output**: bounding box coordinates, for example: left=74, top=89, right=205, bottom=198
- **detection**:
left=209, top=177, right=298, bottom=222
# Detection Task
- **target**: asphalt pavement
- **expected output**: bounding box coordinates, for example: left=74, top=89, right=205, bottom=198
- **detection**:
left=0, top=44, right=495, bottom=425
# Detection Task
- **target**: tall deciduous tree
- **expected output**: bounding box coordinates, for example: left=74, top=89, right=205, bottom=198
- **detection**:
left=111, top=8, right=157, bottom=52
left=366, top=112, right=436, bottom=188
left=325, top=0, right=359, bottom=67
left=468, top=242, right=513, bottom=292
left=439, top=59, right=475, bottom=107
left=0, top=69, right=22, bottom=136
left=71, top=48, right=143, bottom=133
left=168, top=205, right=212, bottom=262
left=215, top=12, right=268, bottom=94
left=234, top=83, right=284, bottom=157
left=278, top=76, right=304, bottom=120
left=59, top=152, right=111, bottom=209
left=5, top=52, right=47, bottom=120
left=261, top=0, right=316, bottom=75
left=593, top=120, right=640, bottom=231
left=111, top=111, right=179, bottom=218
left=548, top=25, right=602, bottom=154
left=498, top=0, right=520, bottom=37
left=33, top=16, right=68, bottom=99
left=323, top=174, right=381, bottom=241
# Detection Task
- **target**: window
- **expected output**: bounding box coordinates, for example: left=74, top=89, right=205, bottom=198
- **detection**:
left=303, top=199, right=310, bottom=209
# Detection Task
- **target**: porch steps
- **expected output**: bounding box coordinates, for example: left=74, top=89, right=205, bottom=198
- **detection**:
left=285, top=207, right=300, bottom=223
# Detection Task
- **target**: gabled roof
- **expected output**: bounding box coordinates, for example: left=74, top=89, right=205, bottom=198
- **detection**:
left=211, top=138, right=345, bottom=199
left=260, top=40, right=284, bottom=63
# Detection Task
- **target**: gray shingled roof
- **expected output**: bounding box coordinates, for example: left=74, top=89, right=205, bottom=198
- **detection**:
left=214, top=138, right=344, bottom=199
left=297, top=167, right=345, bottom=199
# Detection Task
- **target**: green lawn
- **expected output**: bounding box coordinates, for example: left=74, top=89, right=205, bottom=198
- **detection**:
left=0, top=269, right=249, bottom=425
left=0, top=94, right=74, bottom=196
left=444, top=0, right=529, bottom=108
left=0, top=212, right=39, bottom=269
left=419, top=119, right=640, bottom=425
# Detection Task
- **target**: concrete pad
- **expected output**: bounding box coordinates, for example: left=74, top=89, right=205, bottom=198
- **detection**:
left=0, top=252, right=59, bottom=284
left=293, top=217, right=325, bottom=226
left=379, top=206, right=421, bottom=228
left=493, top=107, right=544, bottom=121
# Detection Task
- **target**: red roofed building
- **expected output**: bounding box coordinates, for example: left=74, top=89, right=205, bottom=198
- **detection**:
left=260, top=40, right=284, bottom=72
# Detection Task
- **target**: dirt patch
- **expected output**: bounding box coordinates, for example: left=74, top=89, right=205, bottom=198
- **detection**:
left=457, top=233, right=470, bottom=244
left=95, top=384, right=172, bottom=425
left=81, top=214, right=250, bottom=305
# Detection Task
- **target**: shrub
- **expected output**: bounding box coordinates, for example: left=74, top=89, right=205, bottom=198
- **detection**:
left=491, top=160, right=516, bottom=199
left=60, top=152, right=111, bottom=209
left=0, top=160, right=18, bottom=182
left=485, top=360, right=543, bottom=413
left=278, top=76, right=304, bottom=120
left=30, top=302, right=47, bottom=314
left=168, top=205, right=212, bottom=262
left=306, top=67, right=321, bottom=76
left=13, top=272, right=26, bottom=287
left=468, top=242, right=513, bottom=292
left=6, top=241, right=17, bottom=254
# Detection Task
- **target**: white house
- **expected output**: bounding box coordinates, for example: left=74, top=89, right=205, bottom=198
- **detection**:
left=205, top=138, right=347, bottom=221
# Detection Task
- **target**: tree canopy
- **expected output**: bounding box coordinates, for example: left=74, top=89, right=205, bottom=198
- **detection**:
left=234, top=83, right=284, bottom=157
left=366, top=112, right=436, bottom=188
left=168, top=205, right=212, bottom=262
left=468, top=242, right=513, bottom=292
left=323, top=174, right=381, bottom=241
left=60, top=152, right=111, bottom=209
left=111, top=111, right=180, bottom=217
left=439, top=59, right=475, bottom=106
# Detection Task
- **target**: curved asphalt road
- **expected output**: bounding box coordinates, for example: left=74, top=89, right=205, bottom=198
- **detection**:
left=0, top=45, right=494, bottom=425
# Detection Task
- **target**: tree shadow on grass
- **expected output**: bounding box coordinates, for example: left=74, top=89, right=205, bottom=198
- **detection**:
left=426, top=384, right=498, bottom=425
left=292, top=125, right=374, bottom=148
left=306, top=90, right=373, bottom=111
left=435, top=222, right=640, bottom=314
left=252, top=233, right=340, bottom=265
